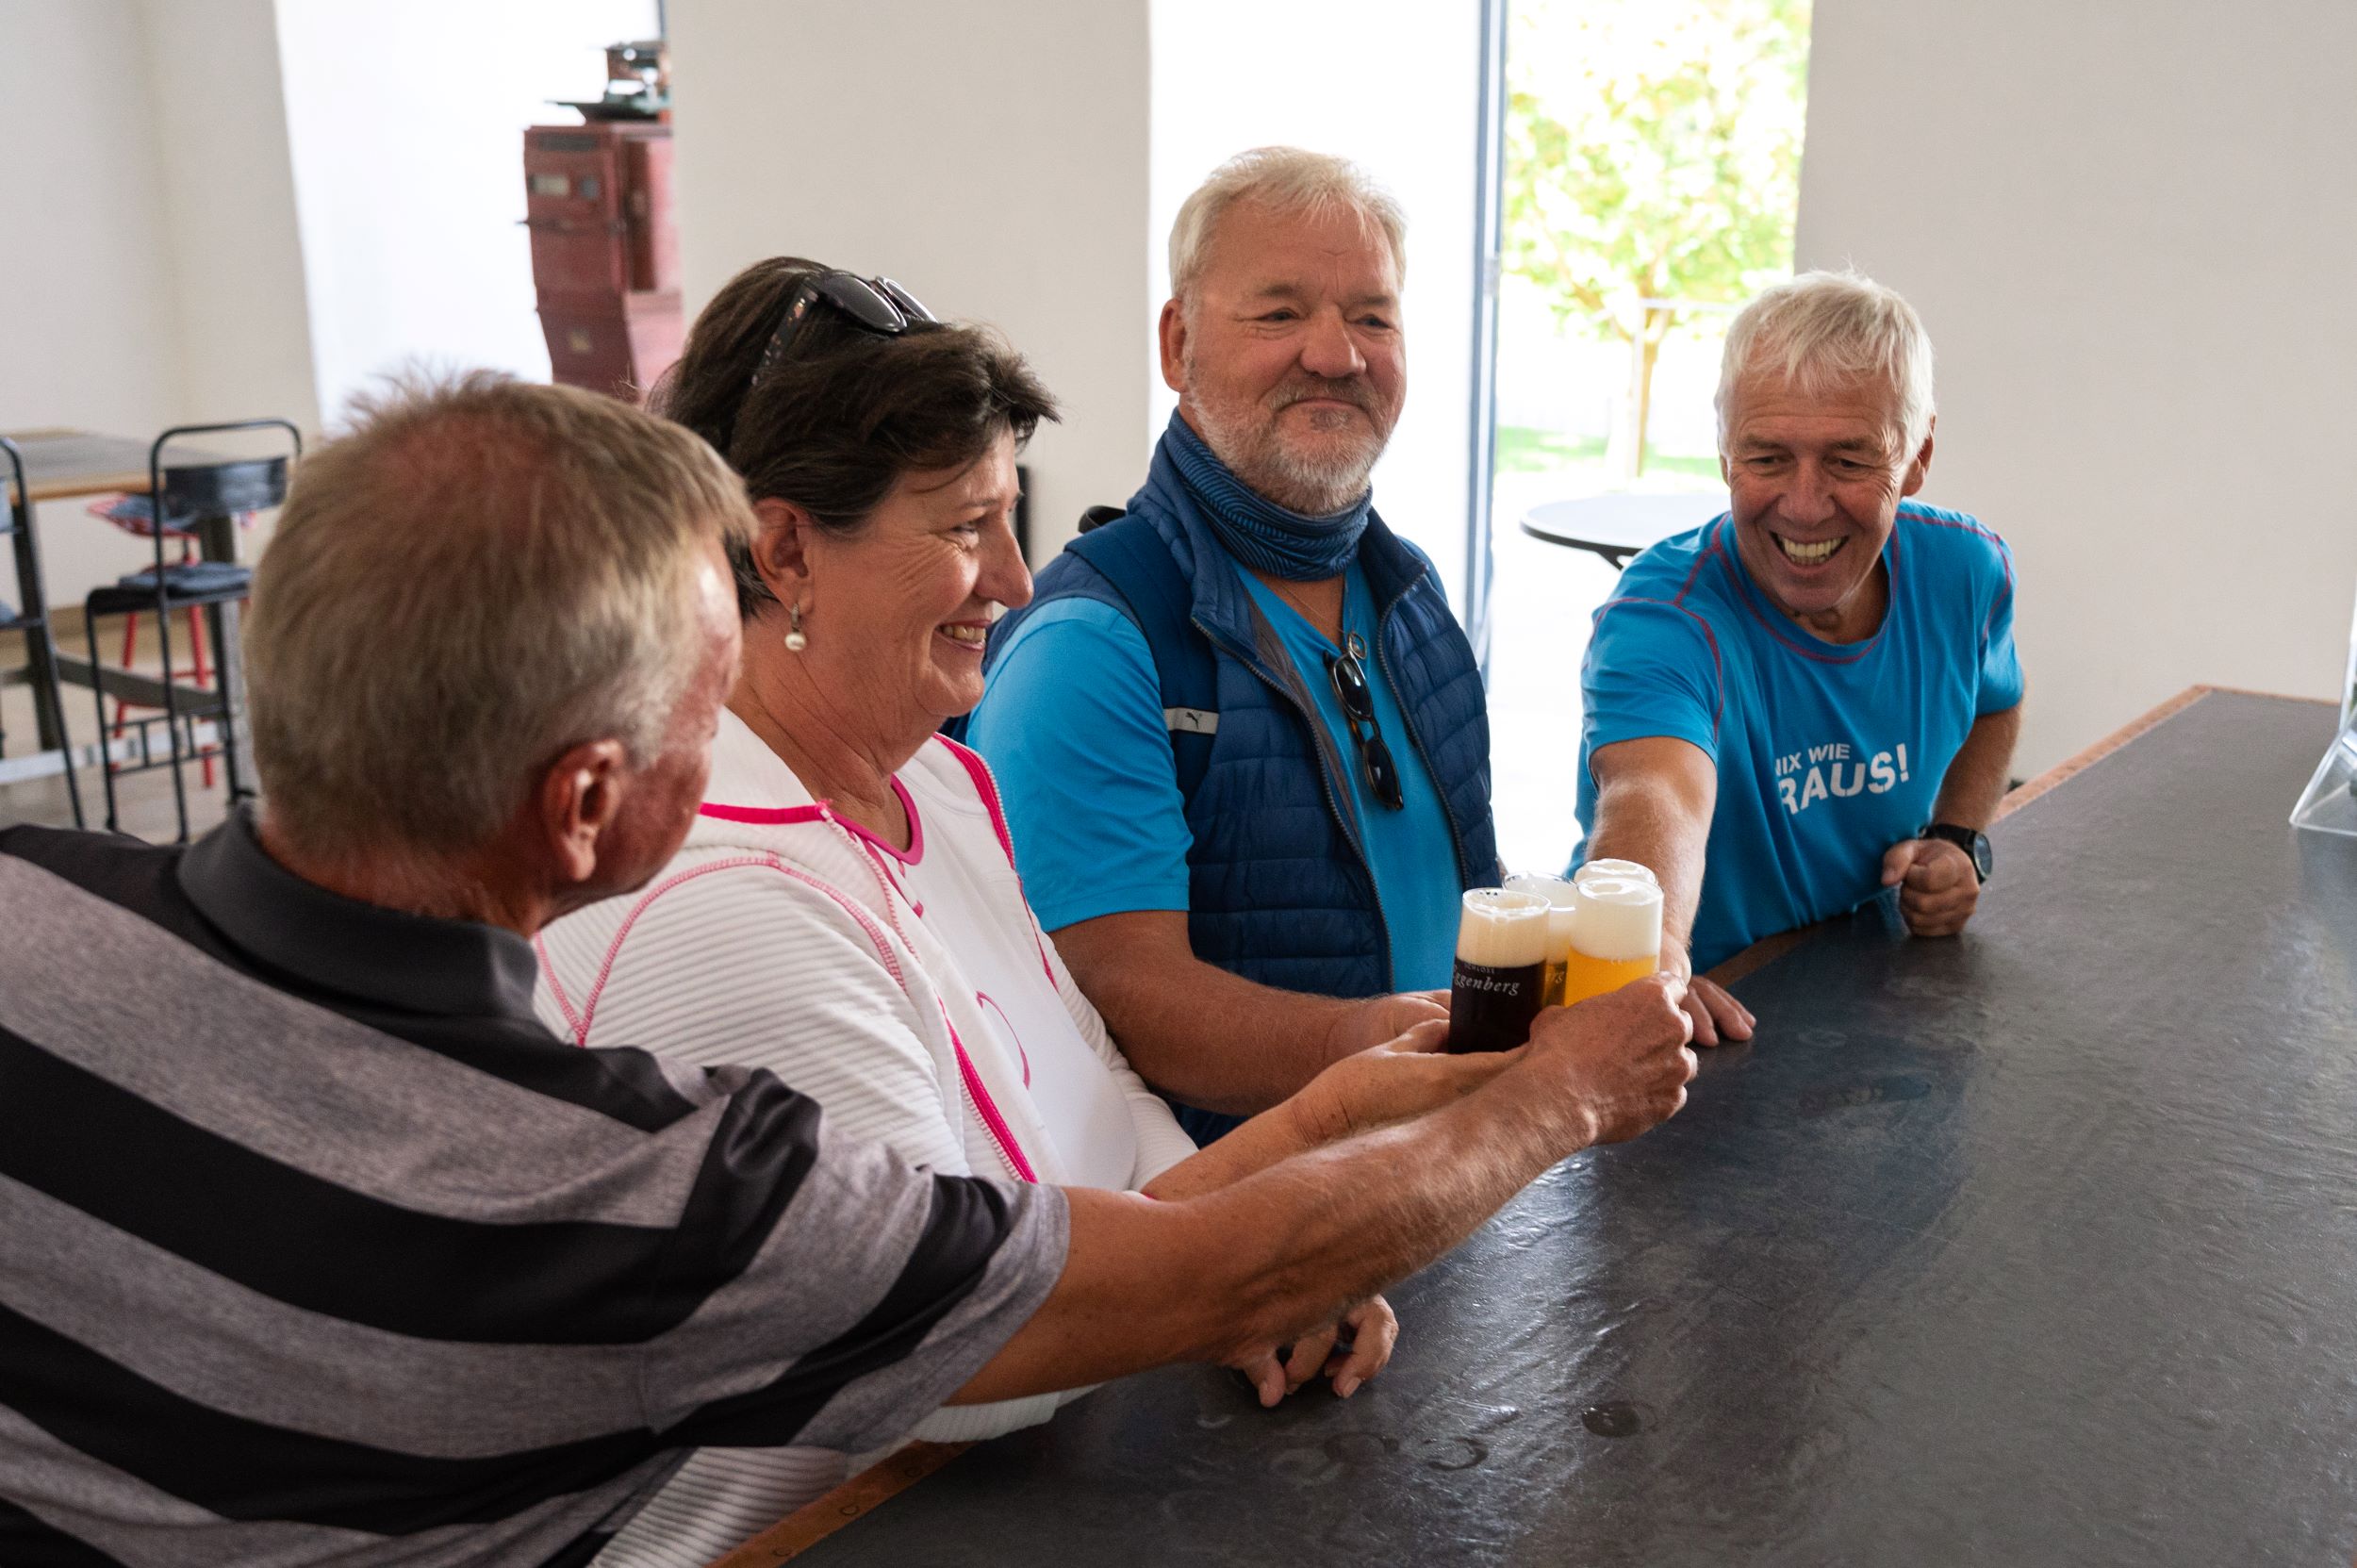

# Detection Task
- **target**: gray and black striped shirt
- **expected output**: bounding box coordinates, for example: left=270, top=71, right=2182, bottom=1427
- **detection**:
left=0, top=810, right=1067, bottom=1567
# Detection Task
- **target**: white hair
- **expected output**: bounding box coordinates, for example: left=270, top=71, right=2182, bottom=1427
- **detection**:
left=1168, top=146, right=1409, bottom=305
left=1715, top=270, right=1936, bottom=456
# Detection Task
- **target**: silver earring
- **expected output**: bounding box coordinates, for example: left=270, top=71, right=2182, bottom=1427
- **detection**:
left=783, top=602, right=808, bottom=653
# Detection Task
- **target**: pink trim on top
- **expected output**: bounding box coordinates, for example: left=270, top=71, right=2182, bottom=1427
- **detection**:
left=699, top=801, right=832, bottom=826
left=535, top=933, right=582, bottom=1033
left=977, top=992, right=1029, bottom=1088
left=552, top=853, right=911, bottom=1046
left=944, top=1003, right=1037, bottom=1182
left=831, top=776, right=925, bottom=866
left=932, top=735, right=1058, bottom=986
left=700, top=792, right=924, bottom=934
left=537, top=847, right=1040, bottom=1183
left=934, top=734, right=1017, bottom=867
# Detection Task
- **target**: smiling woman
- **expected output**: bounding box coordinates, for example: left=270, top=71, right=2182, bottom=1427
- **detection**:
left=531, top=257, right=1406, bottom=1565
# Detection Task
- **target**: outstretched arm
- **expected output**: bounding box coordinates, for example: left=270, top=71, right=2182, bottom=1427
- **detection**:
left=1051, top=910, right=1447, bottom=1115
left=953, top=975, right=1696, bottom=1405
left=1585, top=736, right=1754, bottom=1047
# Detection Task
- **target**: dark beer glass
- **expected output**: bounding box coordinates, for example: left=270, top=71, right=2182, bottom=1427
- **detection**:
left=1447, top=888, right=1552, bottom=1053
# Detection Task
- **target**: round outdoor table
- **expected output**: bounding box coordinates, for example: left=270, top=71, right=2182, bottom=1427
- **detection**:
left=1519, top=490, right=1727, bottom=569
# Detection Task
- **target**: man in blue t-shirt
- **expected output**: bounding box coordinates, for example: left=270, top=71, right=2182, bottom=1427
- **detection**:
left=1576, top=271, right=2023, bottom=1046
left=966, top=149, right=1499, bottom=1141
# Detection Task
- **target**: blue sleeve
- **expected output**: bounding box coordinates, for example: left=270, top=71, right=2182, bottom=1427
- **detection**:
left=1579, top=596, right=1725, bottom=773
left=963, top=600, right=1193, bottom=930
left=1975, top=535, right=2024, bottom=716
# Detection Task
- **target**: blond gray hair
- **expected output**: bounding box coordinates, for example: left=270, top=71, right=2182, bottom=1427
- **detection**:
left=1716, top=270, right=1936, bottom=456
left=1168, top=146, right=1408, bottom=306
left=244, top=371, right=753, bottom=856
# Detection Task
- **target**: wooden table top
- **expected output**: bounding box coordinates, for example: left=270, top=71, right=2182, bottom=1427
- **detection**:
left=3, top=429, right=234, bottom=503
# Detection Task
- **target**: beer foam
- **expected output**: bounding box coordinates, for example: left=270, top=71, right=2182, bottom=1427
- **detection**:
left=1576, top=858, right=1660, bottom=890
left=1570, top=875, right=1663, bottom=963
left=1503, top=873, right=1580, bottom=952
left=1456, top=888, right=1551, bottom=968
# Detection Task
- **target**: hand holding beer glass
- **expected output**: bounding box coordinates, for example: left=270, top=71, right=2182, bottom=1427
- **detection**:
left=1452, top=864, right=1667, bottom=1053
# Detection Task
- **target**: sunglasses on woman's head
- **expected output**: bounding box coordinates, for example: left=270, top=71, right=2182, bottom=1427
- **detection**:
left=750, top=272, right=937, bottom=388
left=1325, top=633, right=1405, bottom=811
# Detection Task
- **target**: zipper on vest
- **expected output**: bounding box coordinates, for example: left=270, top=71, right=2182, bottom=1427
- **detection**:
left=1194, top=613, right=1397, bottom=990
left=1374, top=585, right=1475, bottom=891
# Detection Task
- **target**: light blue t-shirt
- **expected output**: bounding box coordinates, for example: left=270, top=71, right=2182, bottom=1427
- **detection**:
left=966, top=559, right=1463, bottom=991
left=1574, top=502, right=2023, bottom=970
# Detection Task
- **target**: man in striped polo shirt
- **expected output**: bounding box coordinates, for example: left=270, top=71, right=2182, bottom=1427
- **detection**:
left=0, top=374, right=1697, bottom=1567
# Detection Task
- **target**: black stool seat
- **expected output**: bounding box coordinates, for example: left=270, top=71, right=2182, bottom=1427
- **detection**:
left=88, top=561, right=253, bottom=615
left=80, top=419, right=301, bottom=841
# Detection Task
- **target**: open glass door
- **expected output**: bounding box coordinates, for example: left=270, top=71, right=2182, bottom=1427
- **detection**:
left=1478, top=0, right=1813, bottom=874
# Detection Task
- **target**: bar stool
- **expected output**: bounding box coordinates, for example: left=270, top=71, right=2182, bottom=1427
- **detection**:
left=85, top=489, right=240, bottom=788
left=84, top=421, right=300, bottom=842
left=0, top=437, right=84, bottom=827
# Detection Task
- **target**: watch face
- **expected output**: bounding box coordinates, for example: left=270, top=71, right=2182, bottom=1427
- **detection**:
left=1971, top=834, right=1993, bottom=879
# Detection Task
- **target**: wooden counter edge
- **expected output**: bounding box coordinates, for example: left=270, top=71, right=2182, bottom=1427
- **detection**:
left=1994, top=684, right=2327, bottom=821
left=704, top=1441, right=973, bottom=1567
left=702, top=682, right=2334, bottom=1565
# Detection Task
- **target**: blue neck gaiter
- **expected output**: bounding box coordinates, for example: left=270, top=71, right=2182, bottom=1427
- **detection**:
left=1163, top=411, right=1371, bottom=582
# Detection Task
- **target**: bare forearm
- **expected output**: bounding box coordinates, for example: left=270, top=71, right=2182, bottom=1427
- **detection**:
left=1058, top=929, right=1358, bottom=1114
left=1932, top=703, right=2022, bottom=830
left=1141, top=1035, right=1506, bottom=1202
left=1140, top=1095, right=1318, bottom=1199
left=1588, top=781, right=1709, bottom=945
left=1181, top=1085, right=1588, bottom=1357
left=957, top=1071, right=1591, bottom=1403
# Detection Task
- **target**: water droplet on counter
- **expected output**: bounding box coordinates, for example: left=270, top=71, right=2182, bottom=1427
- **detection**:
left=1581, top=1401, right=1642, bottom=1437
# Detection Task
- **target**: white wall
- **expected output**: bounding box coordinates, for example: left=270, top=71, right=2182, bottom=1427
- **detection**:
left=1151, top=0, right=1485, bottom=607
left=273, top=0, right=657, bottom=421
left=140, top=0, right=319, bottom=437
left=666, top=0, right=1154, bottom=564
left=1, top=1, right=189, bottom=603
left=1797, top=0, right=2357, bottom=775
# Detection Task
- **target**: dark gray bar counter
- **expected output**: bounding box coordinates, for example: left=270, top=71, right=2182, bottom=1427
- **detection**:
left=790, top=690, right=2357, bottom=1567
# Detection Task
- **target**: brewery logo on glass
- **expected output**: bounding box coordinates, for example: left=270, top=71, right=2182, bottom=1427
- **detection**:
left=1448, top=888, right=1551, bottom=1054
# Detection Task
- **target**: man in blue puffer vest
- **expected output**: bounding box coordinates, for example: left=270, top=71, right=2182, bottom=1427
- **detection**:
left=964, top=148, right=1498, bottom=1143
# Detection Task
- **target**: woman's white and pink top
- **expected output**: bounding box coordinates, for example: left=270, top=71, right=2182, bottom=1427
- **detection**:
left=533, top=709, right=1196, bottom=1563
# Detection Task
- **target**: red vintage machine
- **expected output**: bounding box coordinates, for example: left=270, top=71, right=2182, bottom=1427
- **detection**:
left=523, top=41, right=681, bottom=399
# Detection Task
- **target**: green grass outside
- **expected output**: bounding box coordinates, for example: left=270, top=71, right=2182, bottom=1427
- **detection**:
left=1494, top=424, right=1721, bottom=480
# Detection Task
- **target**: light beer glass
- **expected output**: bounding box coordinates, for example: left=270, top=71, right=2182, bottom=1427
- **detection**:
left=1446, top=888, right=1551, bottom=1053
left=1558, top=875, right=1663, bottom=1006
left=1502, top=873, right=1579, bottom=1009
left=1575, top=858, right=1659, bottom=892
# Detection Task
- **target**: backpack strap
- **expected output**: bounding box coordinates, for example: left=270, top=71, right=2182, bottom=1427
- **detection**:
left=1065, top=513, right=1217, bottom=801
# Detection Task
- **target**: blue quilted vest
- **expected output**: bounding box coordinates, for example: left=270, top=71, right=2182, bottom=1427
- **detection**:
left=972, top=436, right=1498, bottom=1138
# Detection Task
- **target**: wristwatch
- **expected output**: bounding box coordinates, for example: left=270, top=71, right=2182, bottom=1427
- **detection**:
left=1920, top=822, right=1993, bottom=883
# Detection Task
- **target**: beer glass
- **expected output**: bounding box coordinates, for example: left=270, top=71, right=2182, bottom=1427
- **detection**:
left=1575, top=858, right=1659, bottom=891
left=1558, top=874, right=1663, bottom=1006
left=1503, top=873, right=1579, bottom=1008
left=1446, top=888, right=1552, bottom=1053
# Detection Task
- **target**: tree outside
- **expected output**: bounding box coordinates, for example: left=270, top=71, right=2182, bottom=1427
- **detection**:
left=1503, top=0, right=1811, bottom=480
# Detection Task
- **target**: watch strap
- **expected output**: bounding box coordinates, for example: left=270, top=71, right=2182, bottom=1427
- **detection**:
left=1921, top=821, right=1990, bottom=883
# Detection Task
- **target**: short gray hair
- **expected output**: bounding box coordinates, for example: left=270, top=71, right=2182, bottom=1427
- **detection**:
left=1716, top=270, right=1936, bottom=456
left=1168, top=146, right=1408, bottom=305
left=244, top=371, right=753, bottom=856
